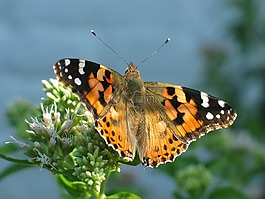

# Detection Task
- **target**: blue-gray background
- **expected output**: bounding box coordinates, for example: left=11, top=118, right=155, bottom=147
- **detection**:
left=0, top=1, right=243, bottom=198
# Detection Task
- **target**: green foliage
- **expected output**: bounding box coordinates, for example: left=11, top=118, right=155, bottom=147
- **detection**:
left=175, top=165, right=212, bottom=199
left=208, top=187, right=250, bottom=199
left=106, top=192, right=141, bottom=199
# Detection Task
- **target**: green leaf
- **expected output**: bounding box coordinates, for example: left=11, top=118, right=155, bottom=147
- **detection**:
left=57, top=174, right=90, bottom=198
left=0, top=144, right=20, bottom=154
left=106, top=192, right=141, bottom=199
left=208, top=187, right=249, bottom=199
left=0, top=153, right=34, bottom=165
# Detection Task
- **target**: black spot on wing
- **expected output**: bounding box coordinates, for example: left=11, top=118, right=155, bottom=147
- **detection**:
left=165, top=87, right=175, bottom=96
left=182, top=87, right=202, bottom=104
left=98, top=91, right=107, bottom=107
left=172, top=112, right=185, bottom=125
left=171, top=96, right=182, bottom=109
left=86, top=60, right=101, bottom=78
left=105, top=70, right=111, bottom=79
left=102, top=77, right=111, bottom=90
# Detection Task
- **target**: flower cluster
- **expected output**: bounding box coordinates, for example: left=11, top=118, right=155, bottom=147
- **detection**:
left=175, top=164, right=212, bottom=198
left=16, top=79, right=122, bottom=197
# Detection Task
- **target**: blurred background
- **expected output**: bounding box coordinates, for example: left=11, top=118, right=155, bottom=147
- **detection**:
left=1, top=0, right=265, bottom=199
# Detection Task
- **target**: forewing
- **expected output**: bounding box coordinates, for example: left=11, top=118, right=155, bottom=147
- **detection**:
left=145, top=82, right=237, bottom=143
left=53, top=58, right=124, bottom=119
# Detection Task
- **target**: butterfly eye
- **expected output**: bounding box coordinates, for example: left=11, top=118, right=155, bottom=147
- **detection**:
left=131, top=70, right=137, bottom=74
left=125, top=69, right=133, bottom=74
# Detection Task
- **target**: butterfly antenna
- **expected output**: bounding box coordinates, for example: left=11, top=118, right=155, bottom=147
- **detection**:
left=137, top=37, right=170, bottom=68
left=91, top=30, right=129, bottom=66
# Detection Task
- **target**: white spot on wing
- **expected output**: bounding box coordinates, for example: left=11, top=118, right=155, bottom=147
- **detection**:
left=201, top=92, right=210, bottom=108
left=78, top=60, right=85, bottom=75
left=65, top=59, right=71, bottom=66
left=216, top=114, right=221, bottom=119
left=65, top=68, right=68, bottom=73
left=218, top=100, right=225, bottom=108
left=74, top=77, right=82, bottom=85
left=68, top=75, right=72, bottom=79
left=220, top=110, right=225, bottom=114
left=206, top=112, right=214, bottom=120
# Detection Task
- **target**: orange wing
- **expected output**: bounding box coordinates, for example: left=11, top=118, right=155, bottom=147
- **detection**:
left=54, top=59, right=135, bottom=160
left=138, top=82, right=237, bottom=168
left=94, top=97, right=136, bottom=161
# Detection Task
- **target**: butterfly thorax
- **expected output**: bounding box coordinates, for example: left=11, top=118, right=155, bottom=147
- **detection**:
left=125, top=64, right=145, bottom=108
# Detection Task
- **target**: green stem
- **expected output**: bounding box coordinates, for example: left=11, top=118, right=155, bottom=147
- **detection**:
left=0, top=153, right=36, bottom=165
left=62, top=160, right=74, bottom=170
left=96, top=168, right=111, bottom=199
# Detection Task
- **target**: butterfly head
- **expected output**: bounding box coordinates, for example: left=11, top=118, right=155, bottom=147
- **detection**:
left=125, top=63, right=141, bottom=79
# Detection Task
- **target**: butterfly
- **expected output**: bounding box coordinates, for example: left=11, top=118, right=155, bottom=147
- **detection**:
left=53, top=58, right=237, bottom=168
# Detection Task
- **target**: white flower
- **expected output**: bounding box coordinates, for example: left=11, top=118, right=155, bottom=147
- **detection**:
left=33, top=148, right=56, bottom=170
left=46, top=127, right=57, bottom=148
left=53, top=102, right=61, bottom=123
left=25, top=118, right=45, bottom=133
left=60, top=109, right=73, bottom=131
left=41, top=103, right=53, bottom=125
left=60, top=135, right=73, bottom=146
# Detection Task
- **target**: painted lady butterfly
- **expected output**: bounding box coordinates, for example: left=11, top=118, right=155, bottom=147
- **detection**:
left=53, top=58, right=237, bottom=168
